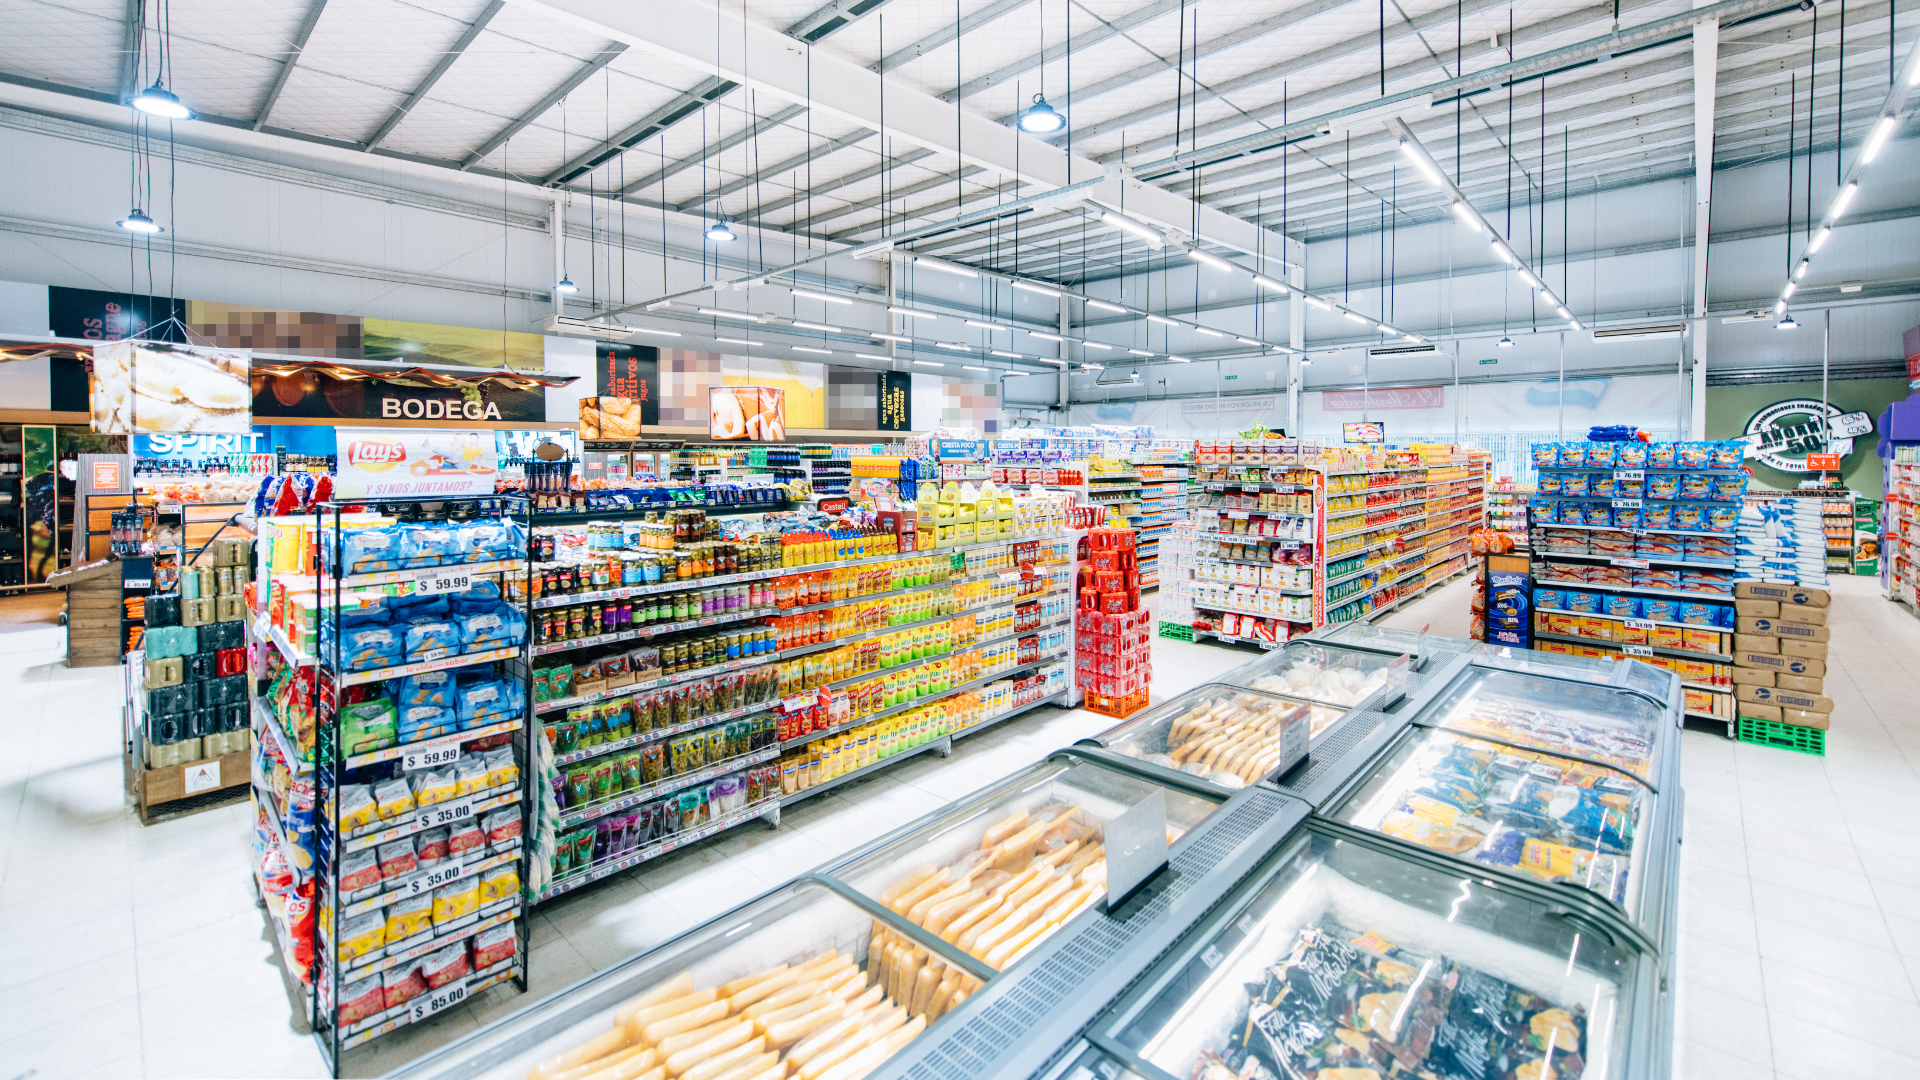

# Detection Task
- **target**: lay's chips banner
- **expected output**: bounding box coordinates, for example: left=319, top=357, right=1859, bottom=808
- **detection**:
left=333, top=427, right=498, bottom=498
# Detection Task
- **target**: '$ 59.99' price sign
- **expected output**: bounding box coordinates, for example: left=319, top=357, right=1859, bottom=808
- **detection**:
left=402, top=743, right=461, bottom=771
left=413, top=570, right=473, bottom=596
left=408, top=980, right=467, bottom=1023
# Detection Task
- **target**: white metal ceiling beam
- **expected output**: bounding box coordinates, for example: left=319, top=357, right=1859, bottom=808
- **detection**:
left=118, top=0, right=143, bottom=101
left=501, top=0, right=1301, bottom=270
left=786, top=0, right=902, bottom=44
left=543, top=74, right=735, bottom=185
left=458, top=43, right=627, bottom=169
left=938, top=0, right=1194, bottom=104
left=365, top=0, right=506, bottom=151
left=253, top=0, right=333, bottom=130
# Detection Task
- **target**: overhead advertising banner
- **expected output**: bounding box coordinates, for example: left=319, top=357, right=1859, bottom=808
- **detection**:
left=91, top=340, right=252, bottom=434
left=595, top=344, right=660, bottom=426
left=1343, top=421, right=1386, bottom=444
left=1178, top=396, right=1277, bottom=416
left=878, top=371, right=912, bottom=431
left=579, top=398, right=644, bottom=439
left=1323, top=386, right=1445, bottom=411
left=710, top=386, right=785, bottom=441
left=332, top=428, right=499, bottom=498
left=251, top=370, right=544, bottom=423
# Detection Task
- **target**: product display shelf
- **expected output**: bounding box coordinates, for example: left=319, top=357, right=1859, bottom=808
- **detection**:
left=537, top=797, right=784, bottom=901
left=1532, top=629, right=1731, bottom=662
left=1531, top=548, right=1736, bottom=571
left=1537, top=576, right=1734, bottom=603
left=263, top=497, right=534, bottom=1076
left=254, top=697, right=311, bottom=775
left=528, top=499, right=792, bottom=527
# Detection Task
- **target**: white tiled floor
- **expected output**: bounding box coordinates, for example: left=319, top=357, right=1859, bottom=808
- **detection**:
left=1, top=574, right=1911, bottom=1077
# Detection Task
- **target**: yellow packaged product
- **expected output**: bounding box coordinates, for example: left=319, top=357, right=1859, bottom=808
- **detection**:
left=477, top=863, right=520, bottom=904
left=386, top=893, right=433, bottom=941
left=338, top=783, right=379, bottom=831
left=373, top=777, right=416, bottom=821
left=336, top=912, right=386, bottom=963
left=482, top=748, right=517, bottom=788
left=432, top=875, right=482, bottom=924
left=453, top=757, right=487, bottom=797
left=412, top=765, right=458, bottom=807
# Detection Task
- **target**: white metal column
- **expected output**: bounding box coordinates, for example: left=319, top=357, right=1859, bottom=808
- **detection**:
left=1287, top=236, right=1306, bottom=437
left=1689, top=13, right=1718, bottom=439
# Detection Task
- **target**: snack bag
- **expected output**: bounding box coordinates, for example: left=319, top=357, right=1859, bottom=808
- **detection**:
left=457, top=678, right=514, bottom=727
left=413, top=766, right=458, bottom=808
left=373, top=777, right=416, bottom=821
left=1678, top=441, right=1713, bottom=468
left=340, top=698, right=397, bottom=755
left=337, top=912, right=387, bottom=963
left=386, top=893, right=433, bottom=941
left=1616, top=442, right=1649, bottom=468
left=1641, top=599, right=1679, bottom=621
left=421, top=941, right=471, bottom=991
left=340, top=848, right=383, bottom=893
left=1673, top=503, right=1706, bottom=530
left=618, top=751, right=643, bottom=792
left=342, top=624, right=403, bottom=672
left=431, top=876, right=481, bottom=924
left=1680, top=473, right=1714, bottom=499
left=1615, top=476, right=1645, bottom=498
left=1537, top=472, right=1562, bottom=494
left=377, top=838, right=420, bottom=880
left=1591, top=474, right=1619, bottom=498
left=1610, top=506, right=1642, bottom=529
left=1647, top=441, right=1678, bottom=468
left=1711, top=440, right=1745, bottom=468
left=404, top=619, right=461, bottom=661
left=383, top=964, right=428, bottom=1009
left=1532, top=443, right=1561, bottom=467
left=339, top=975, right=386, bottom=1026
left=398, top=704, right=454, bottom=741
left=339, top=784, right=379, bottom=831
left=565, top=766, right=591, bottom=808
left=473, top=924, right=517, bottom=969
left=532, top=668, right=552, bottom=705
left=453, top=756, right=487, bottom=797
left=1557, top=442, right=1588, bottom=467
left=416, top=826, right=450, bottom=865
left=459, top=605, right=526, bottom=652
left=461, top=519, right=526, bottom=561
left=398, top=523, right=461, bottom=569
left=482, top=807, right=521, bottom=844
left=478, top=863, right=521, bottom=904
left=482, top=748, right=518, bottom=789
left=449, top=819, right=487, bottom=855
left=1712, top=476, right=1747, bottom=502
left=1529, top=498, right=1558, bottom=525
left=1561, top=472, right=1590, bottom=496
left=1588, top=442, right=1618, bottom=467
left=1584, top=503, right=1614, bottom=526
left=1640, top=502, right=1674, bottom=529
left=339, top=526, right=402, bottom=574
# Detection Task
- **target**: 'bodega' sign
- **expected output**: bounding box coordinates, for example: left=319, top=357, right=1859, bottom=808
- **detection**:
left=381, top=396, right=504, bottom=420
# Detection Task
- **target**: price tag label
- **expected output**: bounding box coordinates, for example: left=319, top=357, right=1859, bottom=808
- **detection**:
left=1624, top=618, right=1656, bottom=631
left=416, top=797, right=475, bottom=831
left=417, top=647, right=451, bottom=663
left=402, top=743, right=461, bottom=772
left=407, top=980, right=468, bottom=1023
left=1227, top=510, right=1251, bottom=520
left=782, top=695, right=814, bottom=713
left=404, top=860, right=466, bottom=896
left=1610, top=557, right=1651, bottom=569
left=699, top=617, right=716, bottom=626
left=1615, top=470, right=1646, bottom=481
left=413, top=570, right=474, bottom=596
left=1620, top=644, right=1654, bottom=658
left=124, top=578, right=152, bottom=589
left=1611, top=499, right=1643, bottom=509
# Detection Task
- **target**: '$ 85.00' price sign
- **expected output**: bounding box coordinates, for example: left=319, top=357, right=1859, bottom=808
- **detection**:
left=408, top=980, right=468, bottom=1023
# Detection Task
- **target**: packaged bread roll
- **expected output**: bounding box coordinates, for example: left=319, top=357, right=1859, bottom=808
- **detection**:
left=624, top=988, right=720, bottom=1038
left=641, top=1000, right=729, bottom=1046
left=663, top=1019, right=755, bottom=1076
left=680, top=1040, right=764, bottom=1080
left=612, top=973, right=696, bottom=1027
left=549, top=1046, right=654, bottom=1080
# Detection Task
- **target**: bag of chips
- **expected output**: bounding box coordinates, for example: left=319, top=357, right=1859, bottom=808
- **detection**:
left=421, top=940, right=472, bottom=990
left=386, top=893, right=433, bottom=941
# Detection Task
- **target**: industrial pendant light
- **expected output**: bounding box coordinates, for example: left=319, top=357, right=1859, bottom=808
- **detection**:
left=706, top=221, right=737, bottom=243
left=132, top=81, right=194, bottom=120
left=117, top=209, right=163, bottom=233
left=554, top=277, right=578, bottom=293
left=1775, top=314, right=1800, bottom=330
left=1497, top=335, right=1514, bottom=347
left=1019, top=94, right=1066, bottom=134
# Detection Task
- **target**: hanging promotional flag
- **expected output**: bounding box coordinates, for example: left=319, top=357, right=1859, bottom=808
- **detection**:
left=91, top=340, right=252, bottom=434
left=332, top=427, right=498, bottom=497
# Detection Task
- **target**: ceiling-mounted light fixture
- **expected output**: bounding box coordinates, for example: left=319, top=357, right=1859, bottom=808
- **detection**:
left=1451, top=202, right=1481, bottom=231
left=554, top=277, right=578, bottom=293
left=705, top=221, right=737, bottom=242
left=1299, top=359, right=1313, bottom=366
left=697, top=307, right=760, bottom=321
left=888, top=306, right=939, bottom=319
left=1795, top=260, right=1810, bottom=280
left=1862, top=115, right=1898, bottom=164
left=936, top=341, right=971, bottom=350
left=715, top=337, right=763, bottom=346
left=1235, top=337, right=1261, bottom=346
left=1194, top=327, right=1225, bottom=338
left=965, top=320, right=1008, bottom=331
left=1187, top=249, right=1233, bottom=272
left=871, top=332, right=912, bottom=342
left=1776, top=314, right=1800, bottom=330
left=914, top=257, right=978, bottom=278
left=1145, top=314, right=1179, bottom=327
left=789, top=288, right=850, bottom=304
left=1167, top=355, right=1194, bottom=363
left=1304, top=296, right=1333, bottom=311
left=117, top=209, right=163, bottom=233
left=1342, top=312, right=1367, bottom=324
left=1252, top=275, right=1289, bottom=292
left=791, top=346, right=834, bottom=355
left=855, top=353, right=892, bottom=361
left=1809, top=226, right=1832, bottom=252
left=1084, top=299, right=1128, bottom=313
left=1028, top=331, right=1064, bottom=342
left=1490, top=241, right=1516, bottom=264
left=1497, top=336, right=1514, bottom=348
left=1399, top=139, right=1447, bottom=187
left=791, top=321, right=838, bottom=332
left=1097, top=212, right=1163, bottom=249
left=632, top=327, right=682, bottom=336
left=1084, top=341, right=1114, bottom=350
left=1830, top=182, right=1859, bottom=219
left=1555, top=306, right=1571, bottom=320
left=961, top=365, right=991, bottom=372
left=1781, top=282, right=1797, bottom=300
left=1011, top=280, right=1061, bottom=297
left=1019, top=93, right=1066, bottom=134
left=990, top=350, right=1022, bottom=358
left=132, top=81, right=194, bottom=120
left=911, top=359, right=945, bottom=367
left=1126, top=348, right=1153, bottom=356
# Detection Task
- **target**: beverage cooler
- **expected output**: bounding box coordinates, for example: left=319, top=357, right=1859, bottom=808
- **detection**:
left=386, top=628, right=1682, bottom=1080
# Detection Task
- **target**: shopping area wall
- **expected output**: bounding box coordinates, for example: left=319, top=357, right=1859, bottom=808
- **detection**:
left=1704, top=376, right=1913, bottom=500
left=1068, top=372, right=1689, bottom=479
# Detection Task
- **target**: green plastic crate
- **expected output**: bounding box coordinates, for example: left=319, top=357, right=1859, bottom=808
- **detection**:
left=1157, top=621, right=1194, bottom=641
left=1736, top=714, right=1826, bottom=756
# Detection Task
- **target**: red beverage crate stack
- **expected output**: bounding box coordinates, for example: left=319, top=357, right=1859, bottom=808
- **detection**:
left=1076, top=528, right=1151, bottom=717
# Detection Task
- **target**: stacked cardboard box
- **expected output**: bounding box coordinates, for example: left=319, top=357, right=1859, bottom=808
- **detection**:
left=1729, top=582, right=1833, bottom=731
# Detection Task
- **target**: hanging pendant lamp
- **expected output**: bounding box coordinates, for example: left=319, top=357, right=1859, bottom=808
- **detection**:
left=706, top=220, right=738, bottom=243
left=118, top=209, right=163, bottom=233
left=1019, top=93, right=1066, bottom=134
left=132, top=80, right=194, bottom=120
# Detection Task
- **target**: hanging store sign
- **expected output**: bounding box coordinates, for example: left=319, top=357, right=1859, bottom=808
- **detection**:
left=594, top=344, right=660, bottom=426
left=1323, top=386, right=1445, bottom=411
left=251, top=370, right=544, bottom=423
left=91, top=341, right=252, bottom=434
left=877, top=371, right=913, bottom=431
left=332, top=427, right=498, bottom=498
left=709, top=386, right=785, bottom=441
left=1738, top=398, right=1874, bottom=472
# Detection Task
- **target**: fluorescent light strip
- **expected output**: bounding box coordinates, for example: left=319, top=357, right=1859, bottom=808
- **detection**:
left=1252, top=275, right=1289, bottom=292
left=1127, top=348, right=1153, bottom=356
left=1187, top=249, right=1233, bottom=272
left=888, top=306, right=939, bottom=319
left=961, top=365, right=991, bottom=372
left=791, top=321, right=838, bottom=332
left=1809, top=226, right=1831, bottom=252
left=1831, top=182, right=1858, bottom=218
left=1098, top=212, right=1165, bottom=248
left=1083, top=341, right=1114, bottom=350
left=1011, top=280, right=1061, bottom=297
left=936, top=342, right=971, bottom=350
left=871, top=332, right=912, bottom=342
left=855, top=353, right=892, bottom=361
left=792, top=346, right=834, bottom=355
left=964, top=320, right=1008, bottom=331
left=1862, top=116, right=1897, bottom=164
left=1490, top=242, right=1515, bottom=264
left=698, top=308, right=761, bottom=321
left=912, top=359, right=945, bottom=366
left=633, top=328, right=682, bottom=336
left=990, top=350, right=1022, bottom=358
left=790, top=289, right=851, bottom=304
left=1084, top=299, right=1128, bottom=313
left=1305, top=296, right=1332, bottom=311
left=1451, top=202, right=1482, bottom=232
left=915, top=258, right=978, bottom=278
left=1236, top=337, right=1261, bottom=346
left=1145, top=314, right=1179, bottom=327
left=1795, top=260, right=1810, bottom=280
left=1194, top=327, right=1225, bottom=338
left=1028, top=331, right=1064, bottom=341
left=1399, top=140, right=1448, bottom=188
left=1781, top=282, right=1796, bottom=300
left=1167, top=355, right=1194, bottom=363
left=1079, top=363, right=1104, bottom=370
left=1555, top=306, right=1571, bottom=319
left=1342, top=311, right=1367, bottom=323
left=715, top=337, right=763, bottom=346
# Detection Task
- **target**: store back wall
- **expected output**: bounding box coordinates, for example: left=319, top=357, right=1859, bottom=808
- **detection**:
left=1705, top=376, right=1911, bottom=499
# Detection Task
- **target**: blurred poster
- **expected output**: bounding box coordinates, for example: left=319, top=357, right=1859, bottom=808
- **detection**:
left=709, top=386, right=785, bottom=441
left=579, top=397, right=644, bottom=439
left=878, top=372, right=912, bottom=431
left=91, top=341, right=252, bottom=434
left=333, top=427, right=498, bottom=497
left=595, top=344, right=659, bottom=426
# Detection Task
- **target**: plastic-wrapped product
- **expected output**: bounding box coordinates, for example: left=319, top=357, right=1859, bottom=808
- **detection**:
left=1532, top=442, right=1561, bottom=467
left=416, top=826, right=450, bottom=866
left=340, top=848, right=383, bottom=893
left=472, top=925, right=517, bottom=969
left=461, top=519, right=525, bottom=562
left=453, top=757, right=487, bottom=797
left=1588, top=441, right=1618, bottom=467
left=459, top=605, right=527, bottom=652
left=1557, top=443, right=1588, bottom=467
left=482, top=807, right=522, bottom=845
left=386, top=893, right=434, bottom=941
left=340, top=698, right=397, bottom=755
left=398, top=523, right=461, bottom=569
left=341, top=624, right=403, bottom=672
left=339, top=784, right=379, bottom=831
left=1561, top=472, right=1591, bottom=496
left=1603, top=595, right=1641, bottom=618
left=1711, top=440, right=1745, bottom=468
left=421, top=941, right=472, bottom=990
left=1647, top=441, right=1678, bottom=469
left=412, top=766, right=458, bottom=808
left=398, top=669, right=457, bottom=707
left=1641, top=502, right=1674, bottom=529
left=1678, top=441, right=1714, bottom=468
left=337, top=912, right=386, bottom=963
left=339, top=526, right=403, bottom=574
left=382, top=964, right=428, bottom=1009
left=338, top=974, right=386, bottom=1026
left=478, top=863, right=521, bottom=904
left=449, top=818, right=488, bottom=855
left=373, top=777, right=416, bottom=821
left=482, top=747, right=518, bottom=789
left=377, top=838, right=420, bottom=880
left=405, top=619, right=461, bottom=661
left=431, top=877, right=481, bottom=924
left=1616, top=442, right=1649, bottom=468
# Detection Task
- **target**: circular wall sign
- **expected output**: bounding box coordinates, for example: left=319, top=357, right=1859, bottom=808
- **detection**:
left=1742, top=398, right=1855, bottom=472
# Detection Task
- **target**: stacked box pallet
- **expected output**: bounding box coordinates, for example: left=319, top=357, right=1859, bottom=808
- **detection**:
left=51, top=557, right=125, bottom=667
left=1729, top=581, right=1834, bottom=752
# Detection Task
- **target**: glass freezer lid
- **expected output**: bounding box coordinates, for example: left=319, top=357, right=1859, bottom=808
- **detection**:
left=385, top=880, right=965, bottom=1080
left=1410, top=665, right=1664, bottom=784
left=1216, top=640, right=1404, bottom=707
left=1473, top=644, right=1678, bottom=703
left=1104, top=829, right=1637, bottom=1080
left=1097, top=683, right=1345, bottom=788
left=1326, top=726, right=1650, bottom=914
left=828, top=757, right=1223, bottom=974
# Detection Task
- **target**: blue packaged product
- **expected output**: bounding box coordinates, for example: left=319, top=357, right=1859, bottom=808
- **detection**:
left=1561, top=472, right=1591, bottom=496
left=1591, top=473, right=1619, bottom=498
left=1557, top=442, right=1588, bottom=467
left=1712, top=476, right=1747, bottom=502
left=398, top=704, right=455, bottom=736
left=1604, top=595, right=1641, bottom=618
left=404, top=619, right=461, bottom=660
left=1672, top=503, right=1706, bottom=530
left=1706, top=505, right=1741, bottom=532
left=339, top=526, right=403, bottom=574
left=341, top=624, right=403, bottom=672
left=1565, top=591, right=1601, bottom=613
left=1678, top=602, right=1716, bottom=625
left=1647, top=441, right=1678, bottom=469
left=1710, top=440, right=1745, bottom=468
left=1714, top=604, right=1737, bottom=628
left=461, top=519, right=525, bottom=562
left=1532, top=442, right=1561, bottom=467
left=456, top=677, right=521, bottom=727
left=448, top=580, right=502, bottom=604
left=1611, top=506, right=1643, bottom=529
left=1646, top=473, right=1679, bottom=500
left=1583, top=503, right=1613, bottom=526
left=459, top=605, right=527, bottom=651
left=399, top=669, right=457, bottom=707
left=1678, top=441, right=1713, bottom=468
left=388, top=594, right=449, bottom=622
left=398, top=523, right=461, bottom=569
left=1616, top=442, right=1649, bottom=468
left=1641, top=502, right=1674, bottom=529
left=1538, top=471, right=1562, bottom=494
left=1534, top=588, right=1565, bottom=610
left=1587, top=441, right=1618, bottom=467
left=1641, top=599, right=1678, bottom=621
left=1615, top=476, right=1645, bottom=498
left=1530, top=498, right=1558, bottom=525
left=1679, top=473, right=1714, bottom=499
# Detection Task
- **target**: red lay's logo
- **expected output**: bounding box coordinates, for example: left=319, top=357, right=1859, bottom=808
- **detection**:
left=346, top=436, right=408, bottom=472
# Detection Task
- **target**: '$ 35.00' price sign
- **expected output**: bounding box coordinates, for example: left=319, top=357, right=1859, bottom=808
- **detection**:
left=416, top=797, right=476, bottom=831
left=403, top=860, right=466, bottom=897
left=408, top=980, right=468, bottom=1023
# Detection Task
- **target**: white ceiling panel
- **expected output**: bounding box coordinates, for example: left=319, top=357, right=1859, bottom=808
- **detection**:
left=0, top=0, right=125, bottom=97
left=263, top=62, right=407, bottom=140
